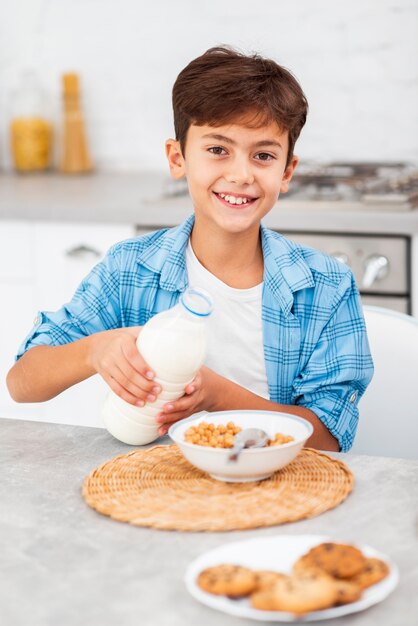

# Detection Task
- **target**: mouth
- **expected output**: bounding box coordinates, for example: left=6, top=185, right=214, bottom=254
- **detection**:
left=213, top=191, right=259, bottom=208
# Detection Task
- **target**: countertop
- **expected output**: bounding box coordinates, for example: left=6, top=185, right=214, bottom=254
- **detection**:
left=1, top=416, right=417, bottom=626
left=1, top=171, right=418, bottom=235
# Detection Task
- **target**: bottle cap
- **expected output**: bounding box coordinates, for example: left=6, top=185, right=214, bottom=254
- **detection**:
left=180, top=287, right=213, bottom=317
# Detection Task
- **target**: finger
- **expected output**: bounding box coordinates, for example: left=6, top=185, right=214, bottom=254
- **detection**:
left=105, top=374, right=145, bottom=406
left=124, top=325, right=141, bottom=338
left=105, top=361, right=161, bottom=405
left=115, top=358, right=160, bottom=400
left=104, top=361, right=153, bottom=403
left=158, top=417, right=187, bottom=436
left=156, top=409, right=191, bottom=425
left=161, top=394, right=195, bottom=414
left=184, top=373, right=202, bottom=395
left=122, top=340, right=156, bottom=380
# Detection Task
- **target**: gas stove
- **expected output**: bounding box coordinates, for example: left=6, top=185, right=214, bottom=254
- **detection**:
left=285, top=162, right=418, bottom=210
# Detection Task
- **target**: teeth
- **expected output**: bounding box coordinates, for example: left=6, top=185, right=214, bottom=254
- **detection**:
left=218, top=193, right=250, bottom=204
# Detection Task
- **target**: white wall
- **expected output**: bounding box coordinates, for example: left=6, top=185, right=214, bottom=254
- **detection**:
left=1, top=0, right=417, bottom=171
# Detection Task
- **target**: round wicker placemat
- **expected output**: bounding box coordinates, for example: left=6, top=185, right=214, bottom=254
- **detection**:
left=82, top=445, right=354, bottom=531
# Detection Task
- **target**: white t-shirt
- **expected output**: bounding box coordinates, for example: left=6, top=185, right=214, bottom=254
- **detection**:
left=185, top=241, right=269, bottom=399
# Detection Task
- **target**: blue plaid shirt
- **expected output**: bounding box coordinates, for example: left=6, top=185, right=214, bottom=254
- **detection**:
left=17, top=215, right=373, bottom=451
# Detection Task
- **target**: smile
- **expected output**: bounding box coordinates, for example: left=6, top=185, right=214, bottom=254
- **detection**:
left=213, top=192, right=258, bottom=207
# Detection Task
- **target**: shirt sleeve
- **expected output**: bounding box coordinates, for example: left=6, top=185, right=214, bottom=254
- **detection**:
left=291, top=271, right=374, bottom=452
left=16, top=245, right=123, bottom=360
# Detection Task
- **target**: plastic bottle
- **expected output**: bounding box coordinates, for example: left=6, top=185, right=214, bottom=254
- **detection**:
left=101, top=287, right=213, bottom=445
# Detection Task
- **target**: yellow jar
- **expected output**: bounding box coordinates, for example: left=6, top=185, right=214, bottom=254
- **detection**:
left=10, top=116, right=52, bottom=172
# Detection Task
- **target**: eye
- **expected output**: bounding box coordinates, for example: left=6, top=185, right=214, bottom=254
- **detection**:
left=208, top=146, right=227, bottom=156
left=255, top=152, right=275, bottom=162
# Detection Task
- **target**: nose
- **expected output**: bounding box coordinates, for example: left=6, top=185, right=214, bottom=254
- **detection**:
left=224, top=156, right=255, bottom=186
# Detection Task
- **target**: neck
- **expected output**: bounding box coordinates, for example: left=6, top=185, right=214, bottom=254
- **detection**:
left=190, top=216, right=264, bottom=288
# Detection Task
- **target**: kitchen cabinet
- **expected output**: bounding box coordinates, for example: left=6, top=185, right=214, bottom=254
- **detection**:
left=0, top=220, right=138, bottom=426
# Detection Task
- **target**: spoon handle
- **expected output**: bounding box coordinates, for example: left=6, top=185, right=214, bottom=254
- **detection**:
left=228, top=441, right=246, bottom=462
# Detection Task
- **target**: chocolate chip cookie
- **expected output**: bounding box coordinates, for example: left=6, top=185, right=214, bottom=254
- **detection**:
left=295, top=542, right=366, bottom=579
left=250, top=570, right=338, bottom=615
left=348, top=557, right=390, bottom=589
left=197, top=564, right=257, bottom=597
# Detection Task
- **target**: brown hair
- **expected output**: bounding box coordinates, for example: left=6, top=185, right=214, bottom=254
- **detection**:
left=172, top=46, right=308, bottom=167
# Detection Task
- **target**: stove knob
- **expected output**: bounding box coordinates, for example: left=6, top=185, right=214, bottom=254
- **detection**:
left=331, top=252, right=349, bottom=265
left=362, top=255, right=389, bottom=289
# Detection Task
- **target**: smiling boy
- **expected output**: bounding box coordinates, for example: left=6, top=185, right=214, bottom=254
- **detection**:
left=7, top=46, right=373, bottom=452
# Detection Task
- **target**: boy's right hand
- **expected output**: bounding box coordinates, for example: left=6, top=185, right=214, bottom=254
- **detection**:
left=87, top=327, right=160, bottom=406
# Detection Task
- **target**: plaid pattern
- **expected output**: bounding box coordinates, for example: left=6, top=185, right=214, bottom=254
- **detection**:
left=18, top=215, right=373, bottom=451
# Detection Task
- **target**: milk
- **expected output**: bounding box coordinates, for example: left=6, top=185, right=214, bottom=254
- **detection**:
left=102, top=287, right=213, bottom=445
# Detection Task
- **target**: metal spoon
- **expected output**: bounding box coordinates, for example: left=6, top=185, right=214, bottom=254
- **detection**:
left=228, top=428, right=269, bottom=462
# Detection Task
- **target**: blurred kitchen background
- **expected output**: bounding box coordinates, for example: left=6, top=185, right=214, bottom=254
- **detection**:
left=0, top=0, right=417, bottom=426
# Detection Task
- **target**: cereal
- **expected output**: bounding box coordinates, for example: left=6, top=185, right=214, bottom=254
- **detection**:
left=184, top=421, right=242, bottom=448
left=268, top=432, right=295, bottom=446
left=184, top=421, right=294, bottom=449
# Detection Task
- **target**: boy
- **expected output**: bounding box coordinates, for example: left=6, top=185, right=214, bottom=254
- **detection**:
left=7, top=46, right=373, bottom=452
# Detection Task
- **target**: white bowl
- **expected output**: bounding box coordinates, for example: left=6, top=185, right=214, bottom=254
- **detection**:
left=168, top=410, right=313, bottom=482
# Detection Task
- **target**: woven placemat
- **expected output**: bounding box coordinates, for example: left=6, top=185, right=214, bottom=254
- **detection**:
left=82, top=445, right=354, bottom=531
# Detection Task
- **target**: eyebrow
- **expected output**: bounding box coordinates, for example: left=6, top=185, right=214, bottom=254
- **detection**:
left=201, top=133, right=283, bottom=149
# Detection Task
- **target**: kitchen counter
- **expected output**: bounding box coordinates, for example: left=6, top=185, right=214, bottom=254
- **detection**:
left=1, top=171, right=418, bottom=235
left=1, top=416, right=417, bottom=626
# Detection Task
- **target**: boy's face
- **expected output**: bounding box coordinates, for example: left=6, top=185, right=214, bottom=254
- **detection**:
left=166, top=119, right=298, bottom=236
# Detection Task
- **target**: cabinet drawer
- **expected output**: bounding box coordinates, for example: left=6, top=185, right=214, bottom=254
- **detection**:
left=33, top=221, right=135, bottom=311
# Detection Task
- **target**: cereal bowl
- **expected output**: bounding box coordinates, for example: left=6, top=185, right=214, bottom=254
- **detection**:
left=168, top=410, right=313, bottom=482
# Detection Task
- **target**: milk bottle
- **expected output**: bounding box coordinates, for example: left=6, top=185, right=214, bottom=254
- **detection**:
left=101, top=287, right=213, bottom=445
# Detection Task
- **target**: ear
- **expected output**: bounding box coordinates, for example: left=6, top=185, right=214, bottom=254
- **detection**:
left=165, top=139, right=186, bottom=179
left=280, top=155, right=299, bottom=193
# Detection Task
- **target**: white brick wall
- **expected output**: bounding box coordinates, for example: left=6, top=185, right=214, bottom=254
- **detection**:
left=1, top=0, right=417, bottom=171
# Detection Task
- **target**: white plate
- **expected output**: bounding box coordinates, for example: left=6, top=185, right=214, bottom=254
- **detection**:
left=185, top=534, right=399, bottom=622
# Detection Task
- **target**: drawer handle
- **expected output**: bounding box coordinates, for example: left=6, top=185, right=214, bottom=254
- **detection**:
left=65, top=244, right=101, bottom=260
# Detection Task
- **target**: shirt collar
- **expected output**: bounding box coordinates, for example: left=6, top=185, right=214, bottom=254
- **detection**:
left=136, top=215, right=194, bottom=292
left=136, top=215, right=314, bottom=315
left=260, top=224, right=314, bottom=316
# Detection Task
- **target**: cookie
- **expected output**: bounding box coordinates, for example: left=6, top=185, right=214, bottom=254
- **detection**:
left=297, top=542, right=366, bottom=579
left=348, top=557, right=390, bottom=589
left=292, top=554, right=324, bottom=576
left=254, top=570, right=287, bottom=590
left=197, top=564, right=257, bottom=597
left=250, top=570, right=338, bottom=614
left=332, top=579, right=363, bottom=605
left=251, top=585, right=288, bottom=611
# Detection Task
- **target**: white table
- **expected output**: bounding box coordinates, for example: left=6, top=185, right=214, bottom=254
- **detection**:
left=1, top=417, right=417, bottom=626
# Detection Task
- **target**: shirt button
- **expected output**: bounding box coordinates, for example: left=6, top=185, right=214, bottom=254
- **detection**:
left=33, top=314, right=40, bottom=325
left=349, top=392, right=357, bottom=403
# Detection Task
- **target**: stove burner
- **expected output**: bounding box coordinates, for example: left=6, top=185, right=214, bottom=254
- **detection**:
left=286, top=162, right=418, bottom=208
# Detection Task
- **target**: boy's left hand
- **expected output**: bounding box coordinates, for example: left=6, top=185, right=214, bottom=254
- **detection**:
left=156, top=366, right=222, bottom=436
